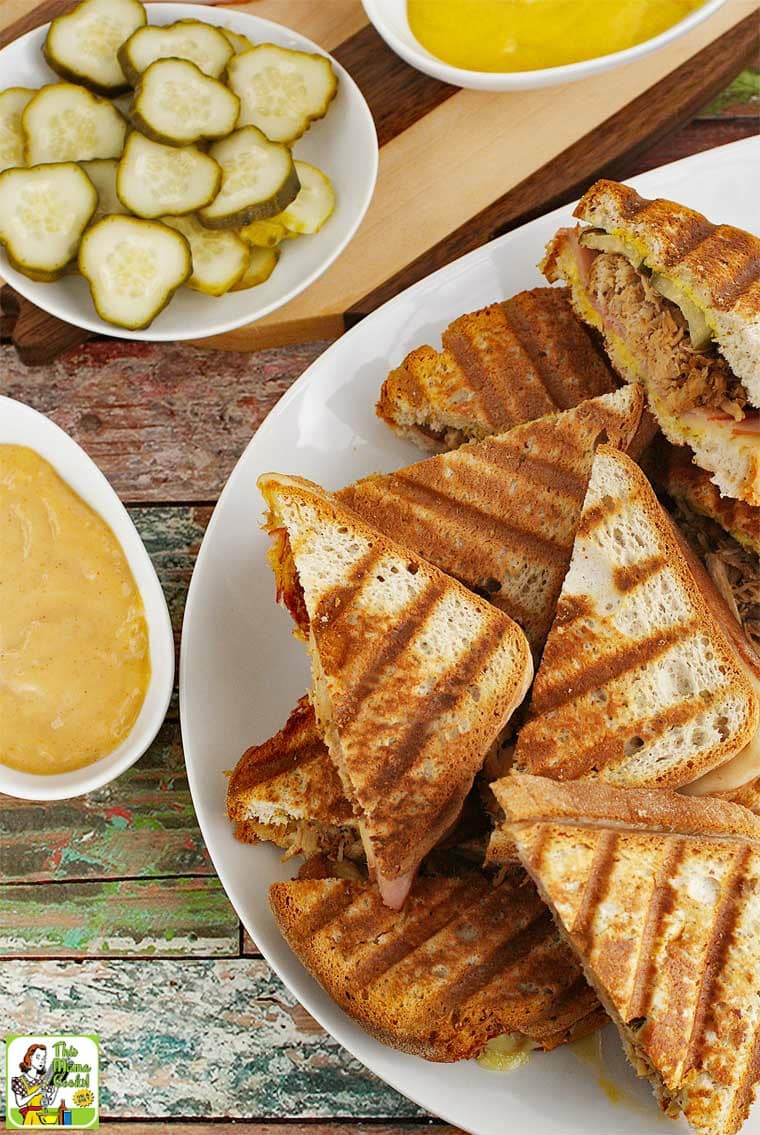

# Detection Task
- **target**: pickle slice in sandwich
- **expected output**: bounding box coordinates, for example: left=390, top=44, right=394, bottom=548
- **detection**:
left=130, top=59, right=240, bottom=146
left=79, top=215, right=191, bottom=329
left=116, top=132, right=221, bottom=219
left=0, top=163, right=97, bottom=281
left=198, top=125, right=299, bottom=229
left=161, top=214, right=250, bottom=296
left=279, top=162, right=335, bottom=235
left=43, top=0, right=146, bottom=96
left=118, top=19, right=233, bottom=84
left=0, top=88, right=34, bottom=173
left=229, top=246, right=279, bottom=291
left=23, top=83, right=127, bottom=164
left=80, top=157, right=129, bottom=221
left=227, top=44, right=337, bottom=144
left=238, top=218, right=289, bottom=248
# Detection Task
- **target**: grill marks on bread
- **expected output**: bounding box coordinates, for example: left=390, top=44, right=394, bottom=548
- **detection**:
left=269, top=871, right=601, bottom=1061
left=376, top=288, right=617, bottom=449
left=343, top=387, right=644, bottom=653
left=497, top=774, right=760, bottom=1135
left=515, top=447, right=758, bottom=788
left=258, top=473, right=533, bottom=893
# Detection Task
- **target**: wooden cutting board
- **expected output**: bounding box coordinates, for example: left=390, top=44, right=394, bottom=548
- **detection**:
left=1, top=0, right=758, bottom=363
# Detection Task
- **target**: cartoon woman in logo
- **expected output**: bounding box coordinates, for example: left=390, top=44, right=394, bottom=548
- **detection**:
left=10, top=1045, right=59, bottom=1125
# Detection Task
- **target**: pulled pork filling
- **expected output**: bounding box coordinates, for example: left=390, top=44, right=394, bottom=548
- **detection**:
left=587, top=253, right=748, bottom=419
left=669, top=501, right=760, bottom=658
left=267, top=526, right=309, bottom=637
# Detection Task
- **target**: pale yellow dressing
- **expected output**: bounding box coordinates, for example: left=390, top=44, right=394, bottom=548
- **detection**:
left=571, top=1032, right=624, bottom=1105
left=0, top=445, right=150, bottom=775
left=407, top=0, right=704, bottom=73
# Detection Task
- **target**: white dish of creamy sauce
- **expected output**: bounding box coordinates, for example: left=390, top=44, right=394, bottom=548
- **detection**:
left=0, top=396, right=174, bottom=800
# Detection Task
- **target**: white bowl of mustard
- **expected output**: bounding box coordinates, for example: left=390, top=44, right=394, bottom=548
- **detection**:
left=362, top=0, right=727, bottom=91
left=0, top=397, right=174, bottom=800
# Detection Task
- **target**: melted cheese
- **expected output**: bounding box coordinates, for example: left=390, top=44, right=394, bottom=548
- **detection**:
left=0, top=445, right=150, bottom=775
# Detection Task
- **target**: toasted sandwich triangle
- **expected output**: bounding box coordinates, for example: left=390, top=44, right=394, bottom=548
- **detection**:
left=257, top=473, right=533, bottom=909
left=513, top=445, right=758, bottom=788
left=269, top=870, right=604, bottom=1061
left=494, top=772, right=760, bottom=1135
left=342, top=385, right=644, bottom=654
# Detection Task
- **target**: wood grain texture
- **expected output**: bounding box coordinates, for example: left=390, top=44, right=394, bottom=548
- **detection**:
left=0, top=342, right=325, bottom=501
left=332, top=25, right=455, bottom=148
left=0, top=876, right=238, bottom=957
left=0, top=960, right=423, bottom=1119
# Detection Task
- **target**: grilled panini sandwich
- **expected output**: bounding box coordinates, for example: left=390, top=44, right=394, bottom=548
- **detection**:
left=257, top=473, right=533, bottom=909
left=495, top=772, right=760, bottom=1135
left=226, top=696, right=361, bottom=861
left=542, top=180, right=760, bottom=505
left=269, top=870, right=605, bottom=1060
left=661, top=444, right=760, bottom=662
left=377, top=287, right=617, bottom=452
left=513, top=446, right=759, bottom=788
left=664, top=445, right=760, bottom=559
left=342, top=386, right=644, bottom=653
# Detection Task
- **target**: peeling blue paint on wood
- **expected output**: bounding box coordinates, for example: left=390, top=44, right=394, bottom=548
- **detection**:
left=0, top=877, right=238, bottom=957
left=0, top=960, right=423, bottom=1119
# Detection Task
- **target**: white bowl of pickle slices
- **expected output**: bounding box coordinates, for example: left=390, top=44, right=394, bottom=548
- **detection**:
left=0, top=1, right=378, bottom=341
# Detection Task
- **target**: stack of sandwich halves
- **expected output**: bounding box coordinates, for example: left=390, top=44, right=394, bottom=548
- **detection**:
left=227, top=185, right=760, bottom=1135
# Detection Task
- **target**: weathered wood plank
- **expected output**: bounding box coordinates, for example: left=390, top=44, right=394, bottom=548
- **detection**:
left=0, top=960, right=424, bottom=1119
left=0, top=877, right=238, bottom=957
left=0, top=719, right=211, bottom=882
left=97, top=1126, right=455, bottom=1133
left=131, top=504, right=211, bottom=647
left=0, top=341, right=325, bottom=502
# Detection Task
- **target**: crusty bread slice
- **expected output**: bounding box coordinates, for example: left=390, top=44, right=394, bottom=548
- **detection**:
left=226, top=696, right=360, bottom=860
left=542, top=227, right=760, bottom=506
left=269, top=870, right=603, bottom=1060
left=257, top=473, right=533, bottom=908
left=495, top=772, right=760, bottom=1135
left=574, top=180, right=760, bottom=406
left=376, top=288, right=617, bottom=451
left=664, top=444, right=760, bottom=556
left=513, top=446, right=759, bottom=788
left=341, top=386, right=644, bottom=654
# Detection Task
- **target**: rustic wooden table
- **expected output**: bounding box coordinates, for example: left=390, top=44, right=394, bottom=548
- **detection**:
left=0, top=4, right=758, bottom=1129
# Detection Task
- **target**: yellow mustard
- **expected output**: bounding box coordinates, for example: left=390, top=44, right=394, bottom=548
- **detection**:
left=407, top=0, right=703, bottom=73
left=0, top=445, right=150, bottom=774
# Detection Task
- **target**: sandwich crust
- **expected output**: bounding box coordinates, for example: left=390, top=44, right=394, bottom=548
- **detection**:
left=497, top=772, right=760, bottom=1135
left=258, top=473, right=533, bottom=907
left=514, top=446, right=759, bottom=788
left=269, top=870, right=602, bottom=1061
